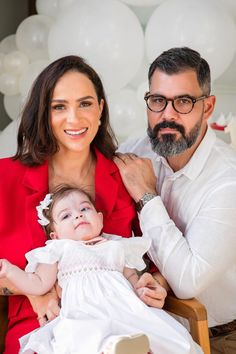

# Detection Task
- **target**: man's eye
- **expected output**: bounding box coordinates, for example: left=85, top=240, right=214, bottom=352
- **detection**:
left=151, top=97, right=165, bottom=104
left=178, top=98, right=192, bottom=105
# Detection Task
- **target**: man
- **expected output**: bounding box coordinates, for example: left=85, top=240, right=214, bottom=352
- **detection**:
left=114, top=47, right=236, bottom=354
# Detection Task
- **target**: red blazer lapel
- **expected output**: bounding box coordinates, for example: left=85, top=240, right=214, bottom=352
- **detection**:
left=94, top=148, right=118, bottom=219
left=23, top=161, right=49, bottom=249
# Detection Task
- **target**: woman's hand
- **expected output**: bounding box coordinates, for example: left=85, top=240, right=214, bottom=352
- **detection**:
left=27, top=286, right=60, bottom=326
left=135, top=272, right=167, bottom=309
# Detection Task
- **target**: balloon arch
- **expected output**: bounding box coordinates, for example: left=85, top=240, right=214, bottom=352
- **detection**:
left=0, top=0, right=236, bottom=156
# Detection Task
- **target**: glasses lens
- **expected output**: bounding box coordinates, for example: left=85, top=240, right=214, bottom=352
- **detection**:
left=147, top=96, right=166, bottom=112
left=174, top=97, right=193, bottom=114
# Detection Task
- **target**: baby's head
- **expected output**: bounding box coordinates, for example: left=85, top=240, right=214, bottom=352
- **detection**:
left=37, top=185, right=103, bottom=241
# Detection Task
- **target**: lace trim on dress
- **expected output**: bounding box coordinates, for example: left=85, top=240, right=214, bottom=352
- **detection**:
left=58, top=266, right=118, bottom=279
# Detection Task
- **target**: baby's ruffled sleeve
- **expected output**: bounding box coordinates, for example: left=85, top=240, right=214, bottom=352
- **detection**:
left=25, top=240, right=61, bottom=273
left=122, top=237, right=151, bottom=271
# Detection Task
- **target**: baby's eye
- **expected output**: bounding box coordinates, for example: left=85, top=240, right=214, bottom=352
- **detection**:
left=81, top=207, right=90, bottom=212
left=61, top=213, right=70, bottom=220
left=51, top=104, right=65, bottom=111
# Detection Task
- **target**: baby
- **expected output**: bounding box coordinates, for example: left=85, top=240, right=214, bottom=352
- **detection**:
left=0, top=185, right=202, bottom=354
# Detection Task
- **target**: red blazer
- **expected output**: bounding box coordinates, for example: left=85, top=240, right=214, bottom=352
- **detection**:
left=0, top=148, right=137, bottom=354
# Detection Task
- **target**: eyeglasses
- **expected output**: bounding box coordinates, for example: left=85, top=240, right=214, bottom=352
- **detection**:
left=144, top=94, right=208, bottom=114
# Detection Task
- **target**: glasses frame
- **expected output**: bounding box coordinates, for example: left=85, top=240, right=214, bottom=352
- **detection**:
left=144, top=93, right=208, bottom=114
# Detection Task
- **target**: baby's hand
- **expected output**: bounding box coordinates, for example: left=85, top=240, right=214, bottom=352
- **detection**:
left=136, top=286, right=150, bottom=297
left=0, top=259, right=12, bottom=278
left=135, top=272, right=167, bottom=308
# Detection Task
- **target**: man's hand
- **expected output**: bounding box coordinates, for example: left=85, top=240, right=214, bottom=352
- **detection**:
left=27, top=287, right=60, bottom=326
left=135, top=272, right=167, bottom=308
left=113, top=153, right=157, bottom=202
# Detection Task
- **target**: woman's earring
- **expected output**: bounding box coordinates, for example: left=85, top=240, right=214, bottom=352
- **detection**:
left=98, top=119, right=101, bottom=126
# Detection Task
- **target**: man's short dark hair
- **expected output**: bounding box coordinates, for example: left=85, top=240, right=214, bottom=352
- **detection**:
left=148, top=47, right=211, bottom=95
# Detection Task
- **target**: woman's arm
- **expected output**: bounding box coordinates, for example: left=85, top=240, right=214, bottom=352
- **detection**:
left=0, top=259, right=57, bottom=296
left=27, top=287, right=60, bottom=326
left=0, top=277, right=21, bottom=296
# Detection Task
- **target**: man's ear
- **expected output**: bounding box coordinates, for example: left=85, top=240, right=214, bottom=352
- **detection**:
left=203, top=95, right=216, bottom=120
left=50, top=231, right=58, bottom=240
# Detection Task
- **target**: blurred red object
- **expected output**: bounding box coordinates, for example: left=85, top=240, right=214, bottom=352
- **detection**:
left=210, top=122, right=226, bottom=131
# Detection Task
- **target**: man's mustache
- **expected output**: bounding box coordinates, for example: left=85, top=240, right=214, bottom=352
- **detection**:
left=151, top=121, right=186, bottom=137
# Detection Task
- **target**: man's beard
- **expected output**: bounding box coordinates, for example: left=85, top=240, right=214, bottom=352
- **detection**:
left=147, top=118, right=202, bottom=157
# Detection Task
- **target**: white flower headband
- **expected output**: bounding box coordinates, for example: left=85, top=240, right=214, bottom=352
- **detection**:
left=36, top=193, right=53, bottom=226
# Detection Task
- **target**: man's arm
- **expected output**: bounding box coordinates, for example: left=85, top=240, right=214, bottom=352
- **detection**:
left=139, top=188, right=236, bottom=299
left=114, top=152, right=236, bottom=299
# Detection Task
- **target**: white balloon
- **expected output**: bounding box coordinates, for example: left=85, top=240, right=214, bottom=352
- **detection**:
left=16, top=15, right=53, bottom=61
left=129, top=55, right=149, bottom=88
left=145, top=0, right=236, bottom=80
left=58, top=0, right=77, bottom=11
left=121, top=0, right=164, bottom=5
left=3, top=94, right=23, bottom=120
left=0, top=72, right=19, bottom=96
left=48, top=0, right=144, bottom=94
left=214, top=52, right=236, bottom=87
left=136, top=80, right=149, bottom=107
left=3, top=51, right=29, bottom=76
left=130, top=5, right=158, bottom=26
left=0, top=35, right=17, bottom=54
left=0, top=119, right=19, bottom=158
left=0, top=52, right=5, bottom=74
left=36, top=0, right=59, bottom=17
left=218, top=0, right=236, bottom=22
left=108, top=88, right=146, bottom=141
left=19, top=59, right=49, bottom=99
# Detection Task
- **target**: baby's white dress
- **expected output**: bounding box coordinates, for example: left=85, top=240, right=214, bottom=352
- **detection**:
left=20, top=235, right=202, bottom=354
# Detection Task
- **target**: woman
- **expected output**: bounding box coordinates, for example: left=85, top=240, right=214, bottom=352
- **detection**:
left=0, top=56, right=166, bottom=354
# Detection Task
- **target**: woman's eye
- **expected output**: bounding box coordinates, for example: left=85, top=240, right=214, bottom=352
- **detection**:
left=80, top=101, right=92, bottom=108
left=52, top=104, right=65, bottom=111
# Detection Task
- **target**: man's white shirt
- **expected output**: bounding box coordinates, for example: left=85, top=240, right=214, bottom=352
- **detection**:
left=119, top=127, right=236, bottom=327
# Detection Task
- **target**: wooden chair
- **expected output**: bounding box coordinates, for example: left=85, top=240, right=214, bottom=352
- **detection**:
left=0, top=294, right=210, bottom=354
left=0, top=296, right=8, bottom=354
left=164, top=293, right=210, bottom=354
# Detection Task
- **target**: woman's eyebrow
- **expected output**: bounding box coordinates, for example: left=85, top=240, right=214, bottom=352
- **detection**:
left=51, top=96, right=95, bottom=103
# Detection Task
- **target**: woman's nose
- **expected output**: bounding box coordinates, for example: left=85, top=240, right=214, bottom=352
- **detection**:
left=67, top=108, right=79, bottom=122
